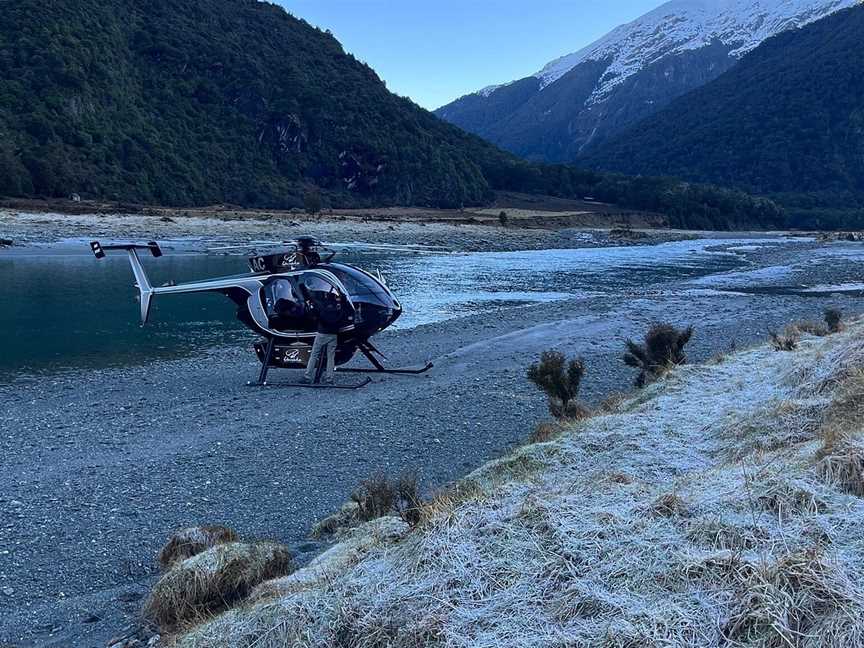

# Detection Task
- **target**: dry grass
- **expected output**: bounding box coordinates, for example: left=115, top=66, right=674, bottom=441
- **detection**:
left=144, top=541, right=293, bottom=631
left=817, top=447, right=864, bottom=496
left=157, top=525, right=238, bottom=570
left=649, top=492, right=691, bottom=518
left=816, top=367, right=864, bottom=458
left=723, top=549, right=862, bottom=648
left=171, top=319, right=864, bottom=648
left=351, top=471, right=424, bottom=527
left=769, top=326, right=800, bottom=351
left=528, top=420, right=565, bottom=444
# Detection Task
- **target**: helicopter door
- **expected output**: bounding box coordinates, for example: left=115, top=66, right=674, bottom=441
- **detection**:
left=299, top=273, right=355, bottom=330
left=262, top=277, right=309, bottom=333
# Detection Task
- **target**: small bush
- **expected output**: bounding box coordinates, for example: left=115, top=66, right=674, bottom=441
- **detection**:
left=623, top=322, right=693, bottom=387
left=351, top=471, right=423, bottom=527
left=769, top=328, right=799, bottom=351
left=825, top=307, right=844, bottom=333
left=527, top=351, right=589, bottom=420
left=157, top=525, right=238, bottom=570
left=498, top=210, right=508, bottom=227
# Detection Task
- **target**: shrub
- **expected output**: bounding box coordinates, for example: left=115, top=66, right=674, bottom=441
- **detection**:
left=623, top=323, right=693, bottom=387
left=527, top=351, right=589, bottom=420
left=157, top=525, right=238, bottom=570
left=498, top=210, right=508, bottom=227
left=825, top=307, right=844, bottom=333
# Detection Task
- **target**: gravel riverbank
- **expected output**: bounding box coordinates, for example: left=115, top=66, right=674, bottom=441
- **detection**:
left=2, top=229, right=863, bottom=647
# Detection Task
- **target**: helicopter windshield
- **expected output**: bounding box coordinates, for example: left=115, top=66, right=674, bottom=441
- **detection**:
left=325, top=265, right=394, bottom=308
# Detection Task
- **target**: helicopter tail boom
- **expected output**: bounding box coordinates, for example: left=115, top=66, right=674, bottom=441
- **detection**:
left=90, top=241, right=161, bottom=324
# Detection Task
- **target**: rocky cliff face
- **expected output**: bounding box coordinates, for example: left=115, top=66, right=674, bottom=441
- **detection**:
left=436, top=0, right=860, bottom=162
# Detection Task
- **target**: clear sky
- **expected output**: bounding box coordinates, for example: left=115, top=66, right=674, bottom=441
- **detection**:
left=276, top=1, right=662, bottom=110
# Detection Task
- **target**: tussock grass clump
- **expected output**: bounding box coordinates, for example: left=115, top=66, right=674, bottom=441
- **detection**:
left=157, top=525, right=238, bottom=570
left=623, top=322, right=693, bottom=387
left=816, top=367, right=864, bottom=458
left=685, top=519, right=766, bottom=551
left=144, top=541, right=293, bottom=631
left=769, top=327, right=800, bottom=351
left=825, top=307, right=844, bottom=334
left=817, top=446, right=864, bottom=497
left=758, top=478, right=828, bottom=517
left=527, top=350, right=590, bottom=420
left=723, top=549, right=859, bottom=648
left=795, top=320, right=829, bottom=337
left=351, top=471, right=423, bottom=527
left=528, top=420, right=565, bottom=444
left=649, top=492, right=691, bottom=518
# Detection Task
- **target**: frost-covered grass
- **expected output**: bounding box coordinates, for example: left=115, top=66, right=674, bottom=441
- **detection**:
left=171, top=322, right=864, bottom=648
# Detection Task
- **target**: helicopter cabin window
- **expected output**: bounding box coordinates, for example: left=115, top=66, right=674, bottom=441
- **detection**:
left=299, top=275, right=342, bottom=302
left=263, top=278, right=306, bottom=332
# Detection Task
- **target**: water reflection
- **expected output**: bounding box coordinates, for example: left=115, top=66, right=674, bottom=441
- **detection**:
left=0, top=238, right=766, bottom=377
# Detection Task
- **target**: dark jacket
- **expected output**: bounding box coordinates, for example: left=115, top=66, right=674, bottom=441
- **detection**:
left=316, top=297, right=345, bottom=334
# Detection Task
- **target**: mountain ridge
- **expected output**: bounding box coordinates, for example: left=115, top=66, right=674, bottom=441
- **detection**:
left=436, top=0, right=860, bottom=162
left=583, top=3, right=864, bottom=226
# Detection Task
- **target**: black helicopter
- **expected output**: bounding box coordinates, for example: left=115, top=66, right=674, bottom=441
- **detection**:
left=89, top=236, right=434, bottom=387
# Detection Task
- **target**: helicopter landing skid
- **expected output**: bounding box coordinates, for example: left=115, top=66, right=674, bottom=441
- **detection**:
left=263, top=378, right=372, bottom=390
left=337, top=342, right=434, bottom=376
left=248, top=337, right=372, bottom=389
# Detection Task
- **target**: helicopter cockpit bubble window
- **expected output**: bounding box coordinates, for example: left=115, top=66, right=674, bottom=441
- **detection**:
left=299, top=274, right=345, bottom=303
left=326, top=265, right=393, bottom=308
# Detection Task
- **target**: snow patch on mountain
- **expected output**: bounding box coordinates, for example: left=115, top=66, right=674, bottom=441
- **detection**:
left=535, top=0, right=861, bottom=103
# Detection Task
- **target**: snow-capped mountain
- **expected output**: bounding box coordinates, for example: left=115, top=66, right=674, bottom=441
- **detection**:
left=535, top=0, right=860, bottom=103
left=436, top=0, right=861, bottom=162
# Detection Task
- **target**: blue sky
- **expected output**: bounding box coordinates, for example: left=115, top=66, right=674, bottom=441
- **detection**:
left=276, top=1, right=662, bottom=110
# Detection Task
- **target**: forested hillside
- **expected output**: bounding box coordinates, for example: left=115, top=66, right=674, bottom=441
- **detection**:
left=584, top=4, right=864, bottom=227
left=0, top=0, right=782, bottom=228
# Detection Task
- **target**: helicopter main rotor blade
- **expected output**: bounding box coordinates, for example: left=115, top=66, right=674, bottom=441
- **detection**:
left=321, top=241, right=450, bottom=254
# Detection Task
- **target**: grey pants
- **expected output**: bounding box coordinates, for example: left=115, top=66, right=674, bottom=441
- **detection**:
left=305, top=333, right=337, bottom=382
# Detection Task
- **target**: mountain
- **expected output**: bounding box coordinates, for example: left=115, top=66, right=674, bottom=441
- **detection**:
left=0, top=0, right=535, bottom=209
left=584, top=3, right=864, bottom=225
left=436, top=0, right=859, bottom=163
left=0, top=0, right=785, bottom=229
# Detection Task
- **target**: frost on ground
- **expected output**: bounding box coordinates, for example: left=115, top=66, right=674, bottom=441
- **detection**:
left=170, top=322, right=864, bottom=648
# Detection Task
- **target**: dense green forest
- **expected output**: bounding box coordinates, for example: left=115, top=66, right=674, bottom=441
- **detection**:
left=0, top=0, right=782, bottom=228
left=583, top=5, right=864, bottom=228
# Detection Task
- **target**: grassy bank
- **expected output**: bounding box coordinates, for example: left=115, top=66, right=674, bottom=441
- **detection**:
left=153, top=321, right=864, bottom=647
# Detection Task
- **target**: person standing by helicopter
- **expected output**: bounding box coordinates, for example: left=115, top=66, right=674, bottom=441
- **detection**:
left=302, top=290, right=347, bottom=384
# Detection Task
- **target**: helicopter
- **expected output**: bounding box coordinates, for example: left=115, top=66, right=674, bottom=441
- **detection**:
left=89, top=236, right=435, bottom=388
